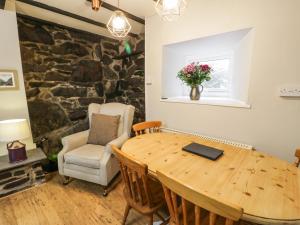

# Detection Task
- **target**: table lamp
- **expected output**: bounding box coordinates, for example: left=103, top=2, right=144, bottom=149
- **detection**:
left=0, top=119, right=31, bottom=163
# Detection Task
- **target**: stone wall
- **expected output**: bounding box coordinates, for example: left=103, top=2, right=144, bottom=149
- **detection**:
left=17, top=15, right=145, bottom=154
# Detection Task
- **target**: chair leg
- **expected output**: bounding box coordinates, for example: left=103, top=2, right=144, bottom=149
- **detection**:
left=102, top=187, right=108, bottom=196
left=148, top=215, right=153, bottom=225
left=62, top=176, right=71, bottom=185
left=155, top=212, right=169, bottom=225
left=122, top=204, right=131, bottom=225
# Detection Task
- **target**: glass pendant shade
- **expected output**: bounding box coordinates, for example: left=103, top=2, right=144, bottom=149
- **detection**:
left=107, top=10, right=132, bottom=38
left=92, top=0, right=102, bottom=11
left=155, top=0, right=187, bottom=21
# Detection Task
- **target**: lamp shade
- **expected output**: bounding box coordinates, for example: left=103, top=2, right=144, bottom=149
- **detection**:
left=0, top=119, right=31, bottom=142
left=107, top=10, right=132, bottom=38
left=155, top=0, right=187, bottom=21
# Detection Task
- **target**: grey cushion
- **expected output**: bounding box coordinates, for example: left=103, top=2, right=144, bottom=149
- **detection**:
left=64, top=144, right=105, bottom=169
left=87, top=113, right=120, bottom=145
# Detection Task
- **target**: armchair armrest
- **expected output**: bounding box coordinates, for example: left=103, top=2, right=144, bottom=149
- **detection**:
left=61, top=130, right=89, bottom=151
left=98, top=133, right=130, bottom=181
left=104, top=132, right=129, bottom=154
left=58, top=130, right=89, bottom=175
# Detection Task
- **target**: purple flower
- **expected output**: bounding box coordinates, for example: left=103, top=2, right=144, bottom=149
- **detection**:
left=200, top=64, right=211, bottom=72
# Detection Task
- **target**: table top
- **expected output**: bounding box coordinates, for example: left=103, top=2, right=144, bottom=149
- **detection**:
left=0, top=148, right=46, bottom=172
left=122, top=132, right=300, bottom=225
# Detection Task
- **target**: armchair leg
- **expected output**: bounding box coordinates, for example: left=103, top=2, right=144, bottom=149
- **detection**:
left=102, top=187, right=108, bottom=197
left=62, top=176, right=71, bottom=185
left=101, top=172, right=121, bottom=197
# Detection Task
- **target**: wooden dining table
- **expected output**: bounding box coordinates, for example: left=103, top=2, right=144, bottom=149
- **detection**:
left=122, top=132, right=300, bottom=225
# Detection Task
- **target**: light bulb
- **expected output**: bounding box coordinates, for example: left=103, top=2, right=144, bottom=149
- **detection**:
left=112, top=16, right=126, bottom=30
left=163, top=0, right=178, bottom=10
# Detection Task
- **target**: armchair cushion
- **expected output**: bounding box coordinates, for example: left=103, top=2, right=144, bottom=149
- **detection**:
left=87, top=113, right=120, bottom=145
left=64, top=144, right=105, bottom=169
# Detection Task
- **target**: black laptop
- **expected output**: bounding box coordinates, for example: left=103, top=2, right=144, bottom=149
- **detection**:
left=182, top=142, right=224, bottom=160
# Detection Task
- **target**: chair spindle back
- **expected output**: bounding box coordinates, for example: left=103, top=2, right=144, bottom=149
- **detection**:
left=112, top=145, right=154, bottom=207
left=132, top=121, right=162, bottom=136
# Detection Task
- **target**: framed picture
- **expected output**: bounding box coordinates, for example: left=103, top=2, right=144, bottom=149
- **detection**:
left=0, top=70, right=19, bottom=91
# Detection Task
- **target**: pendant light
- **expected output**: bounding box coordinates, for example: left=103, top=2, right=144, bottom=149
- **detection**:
left=92, top=0, right=102, bottom=11
left=107, top=0, right=132, bottom=38
left=155, top=0, right=187, bottom=21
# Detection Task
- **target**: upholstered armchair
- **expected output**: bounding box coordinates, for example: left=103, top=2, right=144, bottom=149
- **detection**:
left=58, top=103, right=135, bottom=196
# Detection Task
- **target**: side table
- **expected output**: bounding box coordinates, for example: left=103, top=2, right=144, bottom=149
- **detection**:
left=0, top=148, right=47, bottom=197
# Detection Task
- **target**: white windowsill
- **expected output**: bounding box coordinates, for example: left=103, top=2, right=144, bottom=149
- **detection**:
left=160, top=96, right=251, bottom=108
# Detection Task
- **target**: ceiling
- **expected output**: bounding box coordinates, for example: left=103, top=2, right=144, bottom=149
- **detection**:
left=15, top=0, right=157, bottom=39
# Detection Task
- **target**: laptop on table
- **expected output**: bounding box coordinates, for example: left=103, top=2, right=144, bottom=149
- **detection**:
left=182, top=142, right=224, bottom=160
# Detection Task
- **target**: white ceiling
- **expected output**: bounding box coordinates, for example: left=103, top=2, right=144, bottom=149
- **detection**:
left=15, top=0, right=157, bottom=38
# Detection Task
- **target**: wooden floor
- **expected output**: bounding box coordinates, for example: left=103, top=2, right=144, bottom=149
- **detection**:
left=0, top=173, right=162, bottom=225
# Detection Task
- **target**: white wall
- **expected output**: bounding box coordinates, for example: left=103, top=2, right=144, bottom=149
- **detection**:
left=0, top=9, right=35, bottom=156
left=145, top=0, right=300, bottom=162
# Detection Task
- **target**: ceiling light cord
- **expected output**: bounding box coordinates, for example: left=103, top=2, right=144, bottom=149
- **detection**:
left=106, top=0, right=132, bottom=38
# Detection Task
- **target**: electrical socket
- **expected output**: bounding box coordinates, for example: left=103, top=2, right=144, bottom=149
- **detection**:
left=279, top=86, right=300, bottom=97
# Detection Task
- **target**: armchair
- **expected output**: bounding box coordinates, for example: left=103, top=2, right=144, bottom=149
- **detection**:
left=58, top=103, right=135, bottom=196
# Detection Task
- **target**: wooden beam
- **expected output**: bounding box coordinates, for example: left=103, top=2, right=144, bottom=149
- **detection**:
left=86, top=0, right=145, bottom=25
left=0, top=0, right=6, bottom=9
left=17, top=13, right=118, bottom=43
left=16, top=0, right=139, bottom=38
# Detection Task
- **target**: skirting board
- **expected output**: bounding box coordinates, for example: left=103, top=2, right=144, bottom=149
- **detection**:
left=161, top=127, right=254, bottom=150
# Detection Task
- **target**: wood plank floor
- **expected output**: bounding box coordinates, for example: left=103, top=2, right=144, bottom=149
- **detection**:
left=0, top=173, right=160, bottom=225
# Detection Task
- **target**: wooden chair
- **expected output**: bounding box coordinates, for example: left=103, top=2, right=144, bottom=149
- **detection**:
left=132, top=121, right=162, bottom=136
left=295, top=149, right=300, bottom=167
left=111, top=145, right=167, bottom=225
left=157, top=170, right=243, bottom=225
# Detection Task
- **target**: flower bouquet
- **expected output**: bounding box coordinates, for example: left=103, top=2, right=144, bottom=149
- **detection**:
left=177, top=62, right=212, bottom=100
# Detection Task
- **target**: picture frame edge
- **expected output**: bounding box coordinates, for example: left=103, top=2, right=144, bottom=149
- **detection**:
left=0, top=69, right=19, bottom=91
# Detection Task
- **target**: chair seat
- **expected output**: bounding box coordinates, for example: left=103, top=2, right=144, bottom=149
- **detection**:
left=64, top=144, right=105, bottom=169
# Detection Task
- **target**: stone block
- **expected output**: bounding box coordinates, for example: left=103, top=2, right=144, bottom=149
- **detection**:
left=69, top=110, right=87, bottom=121
left=0, top=172, right=11, bottom=181
left=52, top=42, right=89, bottom=57
left=3, top=177, right=30, bottom=190
left=51, top=86, right=87, bottom=97
left=102, top=54, right=113, bottom=65
left=78, top=97, right=104, bottom=106
left=71, top=60, right=102, bottom=82
left=45, top=71, right=69, bottom=81
left=28, top=100, right=70, bottom=137
left=18, top=23, right=54, bottom=45
left=29, top=81, right=58, bottom=88
left=136, top=40, right=145, bottom=52
left=26, top=87, right=40, bottom=98
left=95, top=82, right=104, bottom=97
left=103, top=66, right=118, bottom=80
left=53, top=32, right=71, bottom=40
